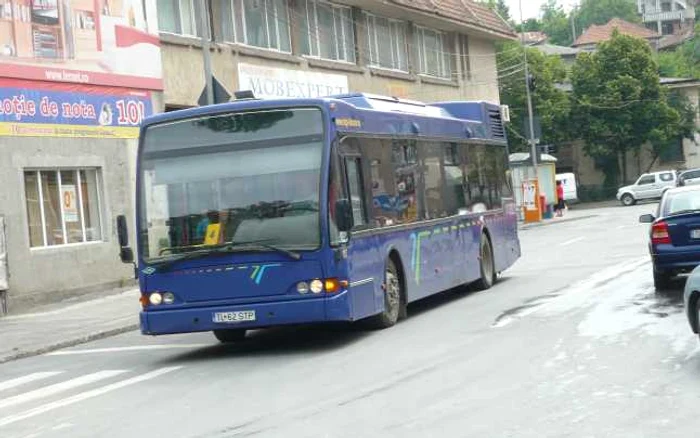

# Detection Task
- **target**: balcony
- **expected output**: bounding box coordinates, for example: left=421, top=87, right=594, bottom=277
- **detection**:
left=642, top=8, right=696, bottom=23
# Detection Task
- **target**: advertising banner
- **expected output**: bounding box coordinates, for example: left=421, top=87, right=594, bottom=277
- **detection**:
left=237, top=63, right=349, bottom=99
left=0, top=0, right=162, bottom=90
left=0, top=78, right=153, bottom=138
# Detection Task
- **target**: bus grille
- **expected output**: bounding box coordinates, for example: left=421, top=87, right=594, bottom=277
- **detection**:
left=488, top=109, right=506, bottom=140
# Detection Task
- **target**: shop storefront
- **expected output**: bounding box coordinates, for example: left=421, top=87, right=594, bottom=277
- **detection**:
left=0, top=0, right=163, bottom=313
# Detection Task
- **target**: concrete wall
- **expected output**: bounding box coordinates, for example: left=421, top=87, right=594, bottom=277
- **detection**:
left=0, top=136, right=138, bottom=312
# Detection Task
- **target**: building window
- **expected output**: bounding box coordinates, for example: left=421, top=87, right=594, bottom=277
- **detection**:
left=364, top=12, right=407, bottom=71
left=158, top=0, right=202, bottom=37
left=24, top=169, right=103, bottom=248
left=220, top=0, right=291, bottom=52
left=661, top=2, right=672, bottom=12
left=414, top=26, right=451, bottom=79
left=458, top=34, right=471, bottom=80
left=661, top=22, right=674, bottom=35
left=300, top=0, right=355, bottom=63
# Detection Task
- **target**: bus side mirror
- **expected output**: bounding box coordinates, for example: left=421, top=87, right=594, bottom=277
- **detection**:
left=116, top=215, right=134, bottom=264
left=335, top=199, right=354, bottom=233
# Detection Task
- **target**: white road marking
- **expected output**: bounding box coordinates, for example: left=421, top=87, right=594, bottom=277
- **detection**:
left=0, top=367, right=182, bottom=428
left=0, top=370, right=127, bottom=410
left=46, top=344, right=210, bottom=356
left=559, top=237, right=585, bottom=246
left=0, top=373, right=63, bottom=393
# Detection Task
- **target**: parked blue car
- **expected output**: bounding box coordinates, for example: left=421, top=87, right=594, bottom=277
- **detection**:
left=639, top=185, right=700, bottom=290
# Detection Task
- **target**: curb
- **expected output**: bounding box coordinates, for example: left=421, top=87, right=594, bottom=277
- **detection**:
left=519, top=214, right=599, bottom=230
left=0, top=323, right=139, bottom=365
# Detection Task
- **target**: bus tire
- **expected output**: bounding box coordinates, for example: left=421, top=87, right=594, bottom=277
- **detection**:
left=474, top=234, right=495, bottom=291
left=213, top=329, right=247, bottom=343
left=366, top=258, right=402, bottom=329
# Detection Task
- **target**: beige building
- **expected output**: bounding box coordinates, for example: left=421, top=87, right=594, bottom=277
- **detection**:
left=157, top=0, right=515, bottom=110
left=556, top=78, right=700, bottom=188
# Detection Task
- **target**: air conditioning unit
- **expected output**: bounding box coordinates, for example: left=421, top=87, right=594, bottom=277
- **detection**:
left=500, top=104, right=510, bottom=122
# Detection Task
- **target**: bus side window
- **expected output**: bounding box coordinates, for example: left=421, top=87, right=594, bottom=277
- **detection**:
left=344, top=157, right=367, bottom=227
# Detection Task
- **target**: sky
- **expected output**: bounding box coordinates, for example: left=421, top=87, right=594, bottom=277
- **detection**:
left=503, top=0, right=577, bottom=22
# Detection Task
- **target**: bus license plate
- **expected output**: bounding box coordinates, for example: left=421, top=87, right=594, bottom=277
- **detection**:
left=213, top=311, right=256, bottom=323
left=692, top=230, right=700, bottom=239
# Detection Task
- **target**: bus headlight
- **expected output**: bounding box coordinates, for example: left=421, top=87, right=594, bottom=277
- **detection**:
left=310, top=279, right=323, bottom=294
left=296, top=282, right=309, bottom=294
left=163, top=292, right=175, bottom=304
left=149, top=292, right=163, bottom=305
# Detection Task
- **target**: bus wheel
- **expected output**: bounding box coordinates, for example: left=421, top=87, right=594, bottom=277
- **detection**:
left=213, top=329, right=247, bottom=343
left=366, top=259, right=402, bottom=329
left=474, top=234, right=495, bottom=291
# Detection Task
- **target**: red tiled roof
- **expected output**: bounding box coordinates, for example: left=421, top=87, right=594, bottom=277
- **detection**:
left=519, top=31, right=548, bottom=44
left=572, top=18, right=660, bottom=47
left=387, top=0, right=516, bottom=39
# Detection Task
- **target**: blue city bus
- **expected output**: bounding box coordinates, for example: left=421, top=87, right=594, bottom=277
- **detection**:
left=116, top=93, right=521, bottom=342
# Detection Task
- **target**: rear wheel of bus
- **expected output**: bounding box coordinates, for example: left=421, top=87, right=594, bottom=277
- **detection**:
left=474, top=233, right=495, bottom=290
left=366, top=258, right=403, bottom=329
left=213, top=329, right=247, bottom=343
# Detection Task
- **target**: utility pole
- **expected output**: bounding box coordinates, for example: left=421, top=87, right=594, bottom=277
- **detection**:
left=570, top=6, right=577, bottom=43
left=518, top=0, right=538, bottom=172
left=199, top=0, right=214, bottom=105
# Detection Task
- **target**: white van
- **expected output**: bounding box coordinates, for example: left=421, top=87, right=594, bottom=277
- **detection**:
left=555, top=173, right=578, bottom=202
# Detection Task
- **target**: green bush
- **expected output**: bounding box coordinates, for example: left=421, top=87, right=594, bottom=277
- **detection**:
left=577, top=185, right=618, bottom=203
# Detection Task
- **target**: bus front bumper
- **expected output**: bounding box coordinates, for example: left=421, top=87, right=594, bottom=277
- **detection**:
left=140, top=291, right=352, bottom=335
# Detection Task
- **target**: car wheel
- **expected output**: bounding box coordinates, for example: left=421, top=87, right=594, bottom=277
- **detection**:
left=213, top=329, right=247, bottom=343
left=621, top=193, right=635, bottom=206
left=653, top=269, right=671, bottom=291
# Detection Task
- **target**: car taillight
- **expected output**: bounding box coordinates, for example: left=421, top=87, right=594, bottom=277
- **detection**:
left=652, top=221, right=671, bottom=244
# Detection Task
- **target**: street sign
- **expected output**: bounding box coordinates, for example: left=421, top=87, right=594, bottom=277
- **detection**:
left=197, top=76, right=232, bottom=106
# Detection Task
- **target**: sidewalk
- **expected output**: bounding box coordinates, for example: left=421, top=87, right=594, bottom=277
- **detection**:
left=0, top=288, right=141, bottom=364
left=519, top=206, right=600, bottom=230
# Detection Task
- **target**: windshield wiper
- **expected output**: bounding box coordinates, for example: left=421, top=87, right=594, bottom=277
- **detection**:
left=241, top=241, right=302, bottom=261
left=149, top=239, right=301, bottom=272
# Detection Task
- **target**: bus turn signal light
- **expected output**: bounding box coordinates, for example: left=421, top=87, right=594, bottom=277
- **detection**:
left=324, top=278, right=348, bottom=294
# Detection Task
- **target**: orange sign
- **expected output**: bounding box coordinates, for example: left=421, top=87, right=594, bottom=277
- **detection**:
left=62, top=185, right=78, bottom=223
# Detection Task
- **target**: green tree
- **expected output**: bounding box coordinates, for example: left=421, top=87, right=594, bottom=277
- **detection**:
left=482, top=0, right=512, bottom=23
left=515, top=18, right=543, bottom=33
left=540, top=0, right=573, bottom=46
left=574, top=0, right=640, bottom=32
left=570, top=31, right=688, bottom=186
left=657, top=23, right=700, bottom=79
left=497, top=41, right=571, bottom=152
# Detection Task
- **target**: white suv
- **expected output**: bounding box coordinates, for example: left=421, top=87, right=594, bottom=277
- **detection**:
left=678, top=168, right=700, bottom=187
left=617, top=170, right=677, bottom=206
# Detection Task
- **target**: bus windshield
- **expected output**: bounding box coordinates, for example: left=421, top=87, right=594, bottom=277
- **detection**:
left=139, top=107, right=325, bottom=263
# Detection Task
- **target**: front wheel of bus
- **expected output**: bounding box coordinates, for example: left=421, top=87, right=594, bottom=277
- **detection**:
left=366, top=259, right=402, bottom=329
left=213, top=329, right=247, bottom=343
left=475, top=235, right=495, bottom=291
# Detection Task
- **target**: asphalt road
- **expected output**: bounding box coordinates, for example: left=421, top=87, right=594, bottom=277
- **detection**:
left=2, top=203, right=699, bottom=438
